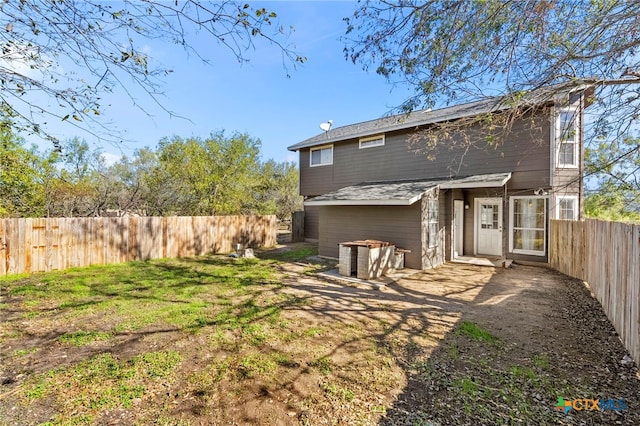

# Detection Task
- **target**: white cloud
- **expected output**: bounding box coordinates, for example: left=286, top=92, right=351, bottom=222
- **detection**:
left=285, top=153, right=297, bottom=163
left=0, top=42, right=54, bottom=78
left=102, top=152, right=122, bottom=166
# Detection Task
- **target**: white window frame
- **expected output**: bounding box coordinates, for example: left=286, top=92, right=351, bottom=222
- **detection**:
left=359, top=134, right=385, bottom=149
left=509, top=196, right=547, bottom=256
left=556, top=195, right=578, bottom=220
left=309, top=144, right=333, bottom=167
left=555, top=107, right=579, bottom=169
left=427, top=198, right=439, bottom=248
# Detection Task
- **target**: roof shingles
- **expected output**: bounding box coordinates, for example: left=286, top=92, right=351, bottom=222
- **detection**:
left=305, top=173, right=512, bottom=206
left=288, top=82, right=593, bottom=152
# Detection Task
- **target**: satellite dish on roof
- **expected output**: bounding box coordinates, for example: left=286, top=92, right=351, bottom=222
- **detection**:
left=319, top=120, right=333, bottom=132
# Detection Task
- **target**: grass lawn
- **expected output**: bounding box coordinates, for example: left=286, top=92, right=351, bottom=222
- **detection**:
left=0, top=247, right=402, bottom=425
left=2, top=246, right=639, bottom=425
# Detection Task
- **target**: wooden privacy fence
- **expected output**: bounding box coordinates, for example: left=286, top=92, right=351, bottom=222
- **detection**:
left=550, top=219, right=640, bottom=363
left=291, top=211, right=305, bottom=242
left=0, top=215, right=276, bottom=276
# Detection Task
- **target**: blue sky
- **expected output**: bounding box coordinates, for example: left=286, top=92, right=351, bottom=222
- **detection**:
left=35, top=1, right=415, bottom=165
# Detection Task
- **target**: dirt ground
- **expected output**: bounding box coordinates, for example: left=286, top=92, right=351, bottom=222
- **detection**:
left=271, top=244, right=640, bottom=424
left=1, top=242, right=639, bottom=425
left=374, top=262, right=640, bottom=425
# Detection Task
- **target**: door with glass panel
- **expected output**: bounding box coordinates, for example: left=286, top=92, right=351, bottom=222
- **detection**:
left=511, top=197, right=546, bottom=255
left=475, top=198, right=502, bottom=256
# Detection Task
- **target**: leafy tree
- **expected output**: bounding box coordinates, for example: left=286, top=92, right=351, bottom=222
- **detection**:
left=345, top=1, right=640, bottom=110
left=585, top=137, right=640, bottom=221
left=152, top=131, right=264, bottom=216
left=0, top=1, right=304, bottom=148
left=0, top=124, right=298, bottom=218
left=0, top=122, right=48, bottom=217
left=107, top=148, right=158, bottom=216
left=258, top=160, right=303, bottom=221
left=0, top=123, right=37, bottom=217
left=344, top=0, right=640, bottom=214
left=204, top=131, right=264, bottom=215
left=47, top=138, right=108, bottom=216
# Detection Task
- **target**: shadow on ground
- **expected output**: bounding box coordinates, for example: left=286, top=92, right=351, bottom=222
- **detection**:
left=271, top=248, right=640, bottom=425
left=2, top=242, right=639, bottom=425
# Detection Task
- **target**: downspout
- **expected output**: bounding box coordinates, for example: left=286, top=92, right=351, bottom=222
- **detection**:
left=502, top=180, right=508, bottom=267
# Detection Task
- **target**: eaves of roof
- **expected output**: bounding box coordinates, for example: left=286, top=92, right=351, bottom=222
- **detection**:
left=304, top=172, right=512, bottom=206
left=287, top=82, right=594, bottom=152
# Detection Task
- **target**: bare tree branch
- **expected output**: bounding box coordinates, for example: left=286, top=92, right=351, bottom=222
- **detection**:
left=0, top=1, right=305, bottom=149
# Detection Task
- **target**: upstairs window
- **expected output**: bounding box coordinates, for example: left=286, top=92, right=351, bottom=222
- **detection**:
left=359, top=134, right=385, bottom=149
left=557, top=195, right=578, bottom=220
left=557, top=109, right=578, bottom=168
left=310, top=145, right=333, bottom=167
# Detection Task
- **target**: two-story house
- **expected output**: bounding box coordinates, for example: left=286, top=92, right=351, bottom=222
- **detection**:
left=287, top=83, right=593, bottom=270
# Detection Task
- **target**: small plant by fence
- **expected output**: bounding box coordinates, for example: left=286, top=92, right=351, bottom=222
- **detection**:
left=0, top=215, right=276, bottom=276
left=550, top=219, right=640, bottom=363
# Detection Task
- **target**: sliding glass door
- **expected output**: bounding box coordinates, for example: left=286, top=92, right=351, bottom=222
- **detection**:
left=510, top=197, right=546, bottom=256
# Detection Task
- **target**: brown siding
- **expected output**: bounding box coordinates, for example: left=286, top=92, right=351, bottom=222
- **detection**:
left=318, top=204, right=424, bottom=269
left=461, top=188, right=505, bottom=255
left=451, top=188, right=554, bottom=262
left=553, top=169, right=581, bottom=191
left=551, top=94, right=585, bottom=206
left=304, top=206, right=320, bottom=240
left=299, top=110, right=552, bottom=196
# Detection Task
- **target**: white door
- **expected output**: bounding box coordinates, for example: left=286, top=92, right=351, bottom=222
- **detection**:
left=475, top=198, right=502, bottom=256
left=453, top=200, right=464, bottom=258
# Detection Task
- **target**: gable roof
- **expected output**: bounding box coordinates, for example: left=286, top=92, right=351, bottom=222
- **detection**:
left=287, top=82, right=593, bottom=152
left=304, top=172, right=512, bottom=206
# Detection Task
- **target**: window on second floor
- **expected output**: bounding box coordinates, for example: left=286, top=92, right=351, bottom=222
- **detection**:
left=556, top=195, right=578, bottom=220
left=556, top=108, right=579, bottom=168
left=359, top=134, right=385, bottom=149
left=310, top=145, right=333, bottom=167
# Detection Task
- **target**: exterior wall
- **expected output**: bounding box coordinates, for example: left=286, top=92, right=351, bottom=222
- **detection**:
left=552, top=170, right=581, bottom=192
left=318, top=204, right=424, bottom=269
left=299, top=109, right=552, bottom=197
left=450, top=187, right=552, bottom=263
left=299, top=97, right=588, bottom=260
left=549, top=92, right=586, bottom=218
left=303, top=205, right=320, bottom=241
left=319, top=185, right=556, bottom=268
left=460, top=188, right=505, bottom=256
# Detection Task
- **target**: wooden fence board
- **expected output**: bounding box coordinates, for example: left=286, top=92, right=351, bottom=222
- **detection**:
left=550, top=218, right=640, bottom=364
left=0, top=215, right=275, bottom=277
left=292, top=210, right=305, bottom=242
left=631, top=225, right=640, bottom=362
left=5, top=219, right=14, bottom=274
left=165, top=216, right=176, bottom=259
